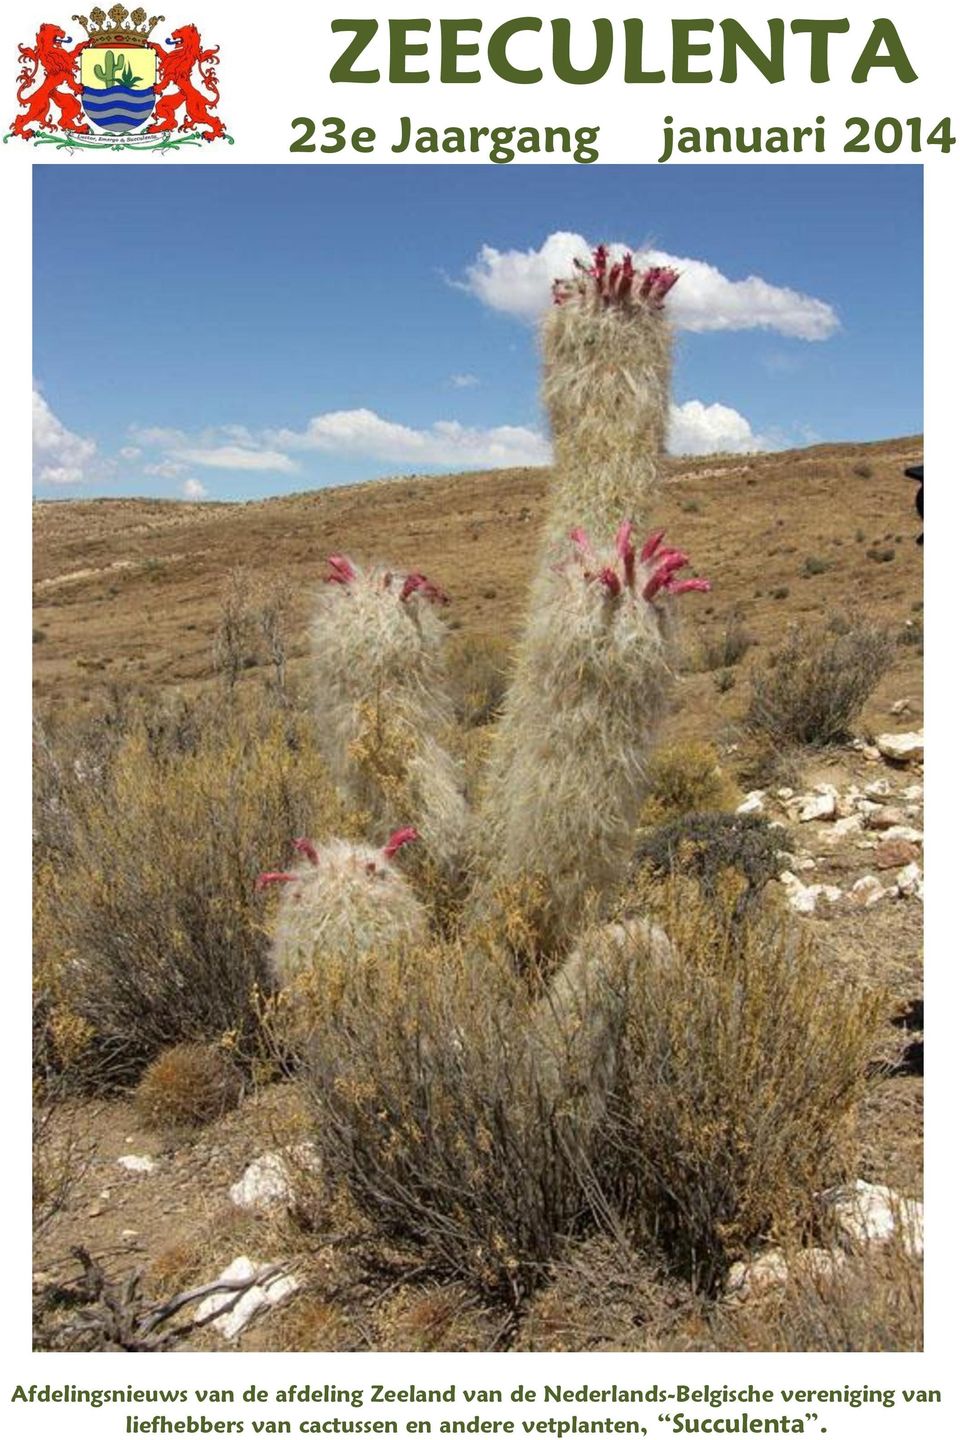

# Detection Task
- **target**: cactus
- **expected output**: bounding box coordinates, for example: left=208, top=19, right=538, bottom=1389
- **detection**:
left=257, top=828, right=428, bottom=991
left=541, top=246, right=678, bottom=550
left=309, top=555, right=468, bottom=881
left=92, top=50, right=142, bottom=87
left=471, top=519, right=709, bottom=959
left=530, top=915, right=677, bottom=1147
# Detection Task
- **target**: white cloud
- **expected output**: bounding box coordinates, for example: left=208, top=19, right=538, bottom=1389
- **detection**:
left=129, top=425, right=188, bottom=448
left=460, top=232, right=838, bottom=340
left=33, top=386, right=98, bottom=486
left=268, top=408, right=550, bottom=469
left=182, top=478, right=208, bottom=500
left=144, top=459, right=188, bottom=478
left=449, top=373, right=480, bottom=388
left=173, top=444, right=298, bottom=473
left=668, top=400, right=770, bottom=456
left=118, top=445, right=142, bottom=461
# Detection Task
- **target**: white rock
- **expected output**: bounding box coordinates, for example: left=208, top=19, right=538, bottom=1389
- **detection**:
left=776, top=787, right=795, bottom=801
left=195, top=1256, right=299, bottom=1340
left=856, top=798, right=883, bottom=816
left=862, top=745, right=881, bottom=761
left=877, top=730, right=924, bottom=764
left=822, top=1180, right=923, bottom=1259
left=229, top=1146, right=320, bottom=1209
left=796, top=792, right=836, bottom=823
left=820, top=815, right=864, bottom=842
left=849, top=875, right=887, bottom=907
left=117, top=1154, right=156, bottom=1174
left=890, top=699, right=912, bottom=716
left=780, top=872, right=841, bottom=914
left=230, top=1154, right=294, bottom=1208
left=897, top=863, right=923, bottom=899
left=736, top=790, right=766, bottom=816
left=903, top=784, right=924, bottom=802
left=882, top=825, right=924, bottom=844
left=864, top=778, right=893, bottom=798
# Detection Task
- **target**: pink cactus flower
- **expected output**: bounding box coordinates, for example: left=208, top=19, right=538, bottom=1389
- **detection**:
left=553, top=245, right=680, bottom=311
left=383, top=825, right=420, bottom=860
left=399, top=572, right=450, bottom=606
left=568, top=519, right=710, bottom=604
left=324, top=554, right=357, bottom=585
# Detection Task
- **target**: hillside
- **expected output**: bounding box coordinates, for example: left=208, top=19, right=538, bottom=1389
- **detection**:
left=34, top=435, right=923, bottom=736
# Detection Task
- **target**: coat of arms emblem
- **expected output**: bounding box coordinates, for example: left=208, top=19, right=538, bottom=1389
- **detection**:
left=7, top=5, right=229, bottom=148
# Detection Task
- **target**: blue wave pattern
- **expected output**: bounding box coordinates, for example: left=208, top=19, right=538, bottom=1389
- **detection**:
left=82, top=84, right=155, bottom=135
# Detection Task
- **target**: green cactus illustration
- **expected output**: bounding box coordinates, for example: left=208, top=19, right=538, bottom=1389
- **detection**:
left=92, top=50, right=142, bottom=87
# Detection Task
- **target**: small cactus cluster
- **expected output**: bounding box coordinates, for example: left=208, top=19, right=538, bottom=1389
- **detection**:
left=309, top=555, right=468, bottom=880
left=258, top=829, right=427, bottom=989
left=259, top=241, right=708, bottom=987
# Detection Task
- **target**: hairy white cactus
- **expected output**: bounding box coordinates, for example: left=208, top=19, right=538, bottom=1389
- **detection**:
left=542, top=246, right=678, bottom=547
left=257, top=829, right=428, bottom=990
left=472, top=520, right=709, bottom=956
left=531, top=915, right=677, bottom=1143
left=309, top=555, right=468, bottom=878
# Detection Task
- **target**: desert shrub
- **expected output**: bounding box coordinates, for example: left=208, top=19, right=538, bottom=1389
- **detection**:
left=771, top=586, right=790, bottom=600
left=134, top=1042, right=242, bottom=1134
left=694, top=613, right=752, bottom=672
left=447, top=633, right=511, bottom=727
left=713, top=669, right=735, bottom=695
left=746, top=618, right=894, bottom=747
left=851, top=462, right=874, bottom=480
left=592, top=891, right=888, bottom=1291
left=290, top=941, right=584, bottom=1308
left=634, top=811, right=790, bottom=918
left=866, top=547, right=895, bottom=564
left=639, top=741, right=739, bottom=824
left=33, top=694, right=348, bottom=1089
left=802, top=555, right=829, bottom=577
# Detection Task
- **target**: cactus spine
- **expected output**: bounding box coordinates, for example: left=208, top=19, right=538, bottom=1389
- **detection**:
left=309, top=557, right=468, bottom=880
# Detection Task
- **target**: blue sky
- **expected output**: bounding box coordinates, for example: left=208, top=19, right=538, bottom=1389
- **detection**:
left=33, top=164, right=922, bottom=501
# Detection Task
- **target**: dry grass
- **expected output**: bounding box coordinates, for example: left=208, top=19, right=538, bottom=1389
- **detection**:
left=639, top=740, right=740, bottom=824
left=33, top=691, right=349, bottom=1088
left=594, top=887, right=890, bottom=1291
left=747, top=616, right=895, bottom=747
left=284, top=940, right=583, bottom=1310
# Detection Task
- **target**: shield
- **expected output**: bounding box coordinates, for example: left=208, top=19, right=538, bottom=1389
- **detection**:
left=80, top=43, right=157, bottom=135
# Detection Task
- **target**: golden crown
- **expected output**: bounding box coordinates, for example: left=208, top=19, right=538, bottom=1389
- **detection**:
left=72, top=6, right=164, bottom=47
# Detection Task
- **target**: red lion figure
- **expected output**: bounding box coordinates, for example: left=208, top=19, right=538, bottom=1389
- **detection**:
left=149, top=24, right=225, bottom=140
left=10, top=23, right=89, bottom=139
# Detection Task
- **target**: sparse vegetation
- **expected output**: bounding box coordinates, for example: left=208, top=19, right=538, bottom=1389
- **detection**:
left=33, top=692, right=348, bottom=1088
left=746, top=618, right=894, bottom=747
left=640, top=740, right=739, bottom=824
left=693, top=611, right=752, bottom=672
left=634, top=811, right=790, bottom=917
left=802, top=555, right=829, bottom=577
